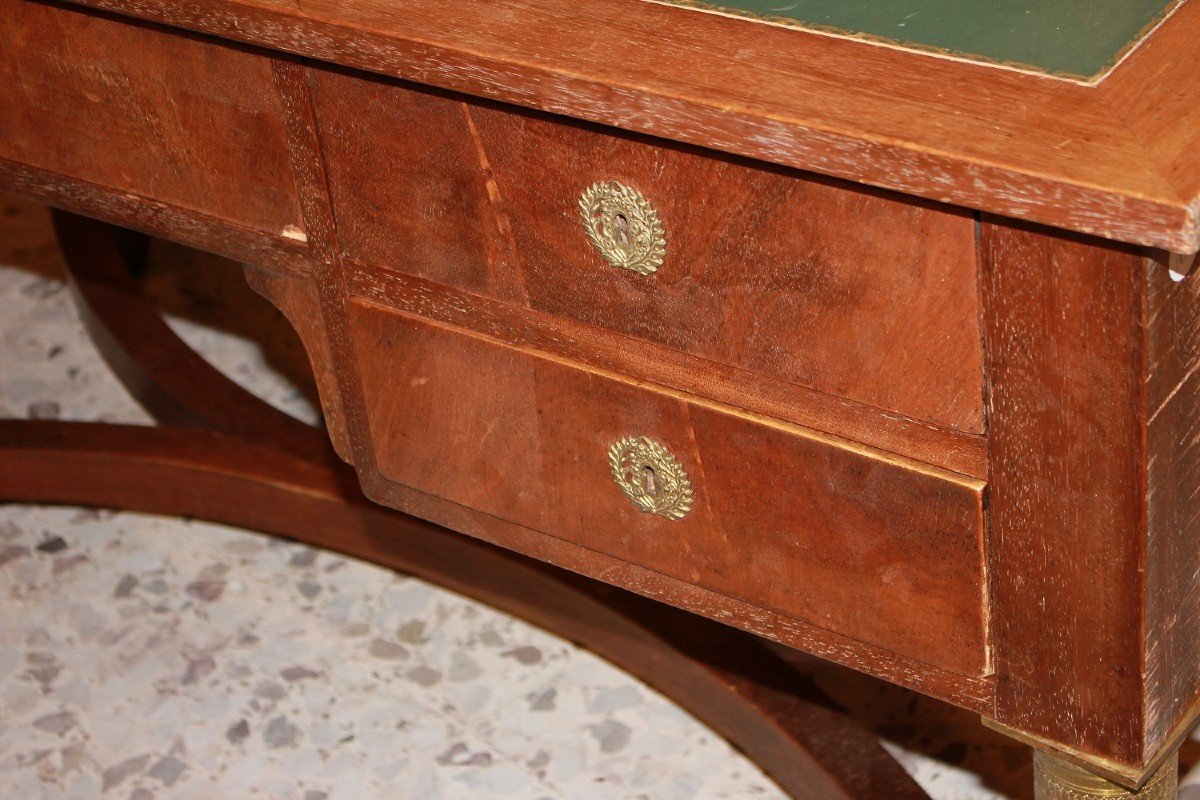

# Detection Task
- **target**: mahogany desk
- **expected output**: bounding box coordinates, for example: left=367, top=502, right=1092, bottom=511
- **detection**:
left=3, top=1, right=1200, bottom=797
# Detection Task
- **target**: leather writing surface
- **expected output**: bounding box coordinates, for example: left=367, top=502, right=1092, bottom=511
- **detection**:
left=648, top=0, right=1182, bottom=80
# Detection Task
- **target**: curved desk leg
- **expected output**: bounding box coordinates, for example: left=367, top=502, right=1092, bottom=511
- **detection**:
left=0, top=210, right=933, bottom=800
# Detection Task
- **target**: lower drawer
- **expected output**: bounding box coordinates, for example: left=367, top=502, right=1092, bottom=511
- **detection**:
left=348, top=301, right=988, bottom=677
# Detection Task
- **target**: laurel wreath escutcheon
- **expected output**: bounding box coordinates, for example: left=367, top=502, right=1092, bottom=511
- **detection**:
left=578, top=181, right=666, bottom=276
left=608, top=436, right=693, bottom=520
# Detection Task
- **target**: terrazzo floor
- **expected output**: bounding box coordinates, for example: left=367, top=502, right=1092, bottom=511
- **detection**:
left=1, top=193, right=1196, bottom=799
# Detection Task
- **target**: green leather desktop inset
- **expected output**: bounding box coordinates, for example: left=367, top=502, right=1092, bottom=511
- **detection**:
left=649, top=0, right=1182, bottom=80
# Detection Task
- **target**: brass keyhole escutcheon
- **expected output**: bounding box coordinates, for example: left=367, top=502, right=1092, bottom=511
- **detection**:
left=579, top=181, right=666, bottom=276
left=608, top=436, right=693, bottom=520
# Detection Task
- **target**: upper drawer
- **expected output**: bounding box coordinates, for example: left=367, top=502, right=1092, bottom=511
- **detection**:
left=309, top=72, right=985, bottom=434
left=0, top=0, right=302, bottom=236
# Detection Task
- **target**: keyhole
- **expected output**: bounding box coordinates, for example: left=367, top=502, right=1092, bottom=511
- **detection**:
left=614, top=213, right=630, bottom=248
left=643, top=465, right=657, bottom=496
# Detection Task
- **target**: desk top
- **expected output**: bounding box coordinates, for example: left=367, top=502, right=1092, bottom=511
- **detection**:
left=651, top=0, right=1181, bottom=82
left=54, top=0, right=1200, bottom=252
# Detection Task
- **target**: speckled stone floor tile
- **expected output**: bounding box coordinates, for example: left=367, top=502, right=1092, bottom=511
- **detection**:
left=3, top=194, right=1199, bottom=800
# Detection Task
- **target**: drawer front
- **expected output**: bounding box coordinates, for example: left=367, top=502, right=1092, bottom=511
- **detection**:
left=349, top=302, right=988, bottom=676
left=311, top=71, right=985, bottom=434
left=1, top=0, right=302, bottom=236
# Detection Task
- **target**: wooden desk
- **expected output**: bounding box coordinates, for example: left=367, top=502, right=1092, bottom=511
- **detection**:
left=2, top=1, right=1199, bottom=797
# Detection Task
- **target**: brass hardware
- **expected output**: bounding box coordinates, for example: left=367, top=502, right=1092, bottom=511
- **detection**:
left=1034, top=752, right=1177, bottom=799
left=579, top=181, right=666, bottom=276
left=608, top=436, right=693, bottom=520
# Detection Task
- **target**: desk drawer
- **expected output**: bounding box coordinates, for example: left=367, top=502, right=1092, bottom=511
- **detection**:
left=309, top=73, right=985, bottom=434
left=348, top=301, right=988, bottom=677
left=1, top=0, right=302, bottom=237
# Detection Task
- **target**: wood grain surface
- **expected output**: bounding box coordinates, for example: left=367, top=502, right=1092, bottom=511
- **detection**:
left=0, top=0, right=303, bottom=238
left=982, top=220, right=1200, bottom=776
left=349, top=302, right=988, bottom=677
left=309, top=73, right=986, bottom=433
left=44, top=0, right=1200, bottom=251
left=982, top=221, right=1148, bottom=767
left=243, top=265, right=353, bottom=461
left=1143, top=259, right=1200, bottom=757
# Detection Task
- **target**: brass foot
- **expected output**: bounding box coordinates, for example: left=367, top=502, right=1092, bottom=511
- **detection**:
left=1034, top=752, right=1177, bottom=799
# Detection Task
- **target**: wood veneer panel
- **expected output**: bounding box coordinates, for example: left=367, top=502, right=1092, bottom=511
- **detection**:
left=1143, top=265, right=1200, bottom=755
left=983, top=221, right=1200, bottom=772
left=310, top=73, right=986, bottom=434
left=463, top=93, right=986, bottom=434
left=0, top=0, right=303, bottom=237
left=349, top=303, right=988, bottom=677
left=50, top=0, right=1200, bottom=250
left=243, top=267, right=352, bottom=461
left=983, top=221, right=1148, bottom=765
